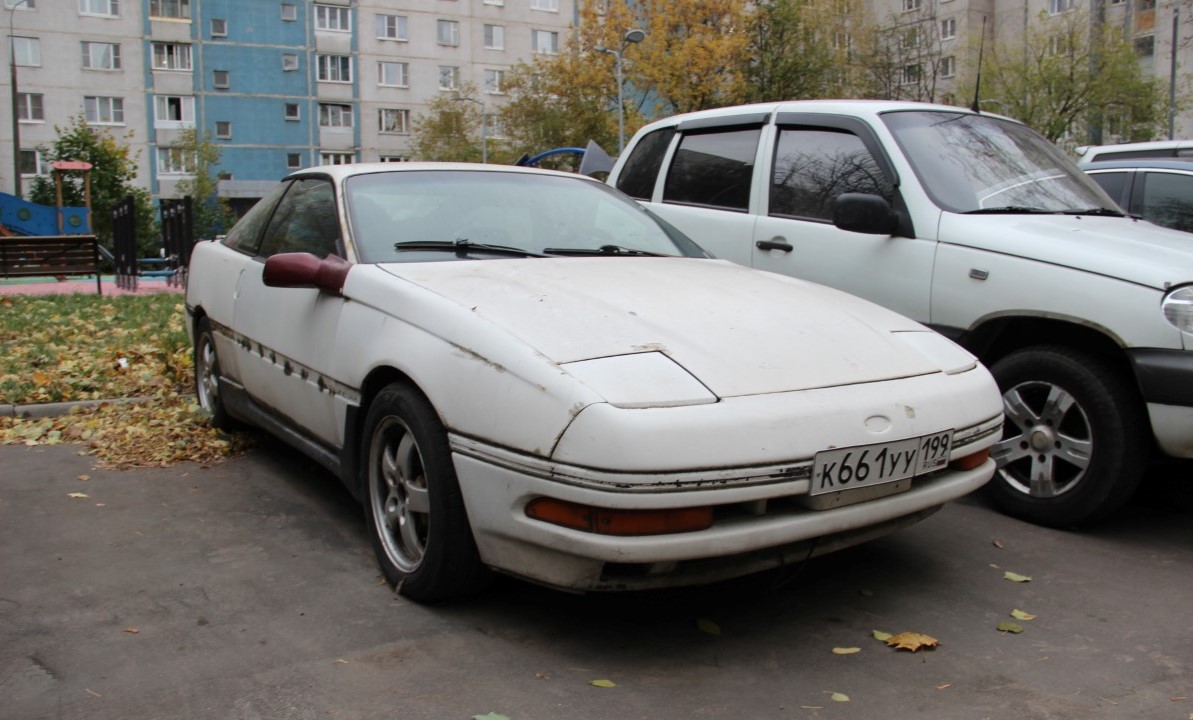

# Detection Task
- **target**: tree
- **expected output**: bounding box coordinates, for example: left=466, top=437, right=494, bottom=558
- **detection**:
left=848, top=3, right=955, bottom=103
left=28, top=114, right=154, bottom=249
left=170, top=128, right=236, bottom=240
left=744, top=0, right=867, bottom=102
left=981, top=8, right=1169, bottom=144
left=412, top=84, right=516, bottom=163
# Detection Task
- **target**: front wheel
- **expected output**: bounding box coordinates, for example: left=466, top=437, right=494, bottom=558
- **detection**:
left=987, top=346, right=1149, bottom=527
left=362, top=383, right=490, bottom=602
left=193, top=317, right=236, bottom=431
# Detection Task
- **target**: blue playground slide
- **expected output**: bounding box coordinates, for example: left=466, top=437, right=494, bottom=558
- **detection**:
left=0, top=192, right=91, bottom=236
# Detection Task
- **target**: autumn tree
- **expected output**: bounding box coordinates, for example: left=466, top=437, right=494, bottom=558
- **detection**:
left=981, top=8, right=1169, bottom=144
left=170, top=128, right=236, bottom=240
left=411, top=83, right=518, bottom=163
left=28, top=114, right=154, bottom=249
left=744, top=0, right=869, bottom=102
left=849, top=2, right=956, bottom=103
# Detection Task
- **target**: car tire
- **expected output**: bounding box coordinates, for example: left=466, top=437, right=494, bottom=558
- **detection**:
left=193, top=317, right=237, bottom=431
left=362, top=382, right=491, bottom=602
left=987, top=346, right=1149, bottom=528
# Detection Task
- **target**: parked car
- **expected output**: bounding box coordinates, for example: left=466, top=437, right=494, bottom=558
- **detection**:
left=1081, top=159, right=1193, bottom=234
left=1074, top=139, right=1193, bottom=163
left=607, top=99, right=1193, bottom=528
left=185, top=163, right=1002, bottom=601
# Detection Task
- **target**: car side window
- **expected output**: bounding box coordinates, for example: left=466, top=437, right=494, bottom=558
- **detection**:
left=770, top=128, right=894, bottom=221
left=256, top=178, right=342, bottom=258
left=221, top=180, right=291, bottom=256
left=615, top=127, right=675, bottom=200
left=1087, top=171, right=1128, bottom=207
left=1139, top=171, right=1193, bottom=233
left=662, top=128, right=760, bottom=212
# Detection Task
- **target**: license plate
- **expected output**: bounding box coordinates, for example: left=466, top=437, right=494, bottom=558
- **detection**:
left=810, top=430, right=954, bottom=496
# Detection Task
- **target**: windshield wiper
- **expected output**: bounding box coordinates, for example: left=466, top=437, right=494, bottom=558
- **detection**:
left=393, top=240, right=545, bottom=258
left=1059, top=207, right=1126, bottom=217
left=964, top=206, right=1059, bottom=215
left=542, top=244, right=669, bottom=257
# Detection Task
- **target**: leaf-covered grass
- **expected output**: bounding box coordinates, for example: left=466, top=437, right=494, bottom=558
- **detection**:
left=0, top=293, right=253, bottom=467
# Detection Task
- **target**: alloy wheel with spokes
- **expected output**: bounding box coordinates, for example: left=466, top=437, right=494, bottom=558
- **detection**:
left=369, top=417, right=431, bottom=574
left=992, top=379, right=1093, bottom=499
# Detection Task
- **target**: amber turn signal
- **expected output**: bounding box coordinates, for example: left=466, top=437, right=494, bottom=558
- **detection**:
left=525, top=498, right=713, bottom=536
left=949, top=448, right=990, bottom=472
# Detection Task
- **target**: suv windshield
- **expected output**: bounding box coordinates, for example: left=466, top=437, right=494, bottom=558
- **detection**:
left=882, top=110, right=1117, bottom=214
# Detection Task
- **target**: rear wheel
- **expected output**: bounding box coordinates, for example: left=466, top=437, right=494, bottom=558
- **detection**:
left=987, top=346, right=1149, bottom=527
left=362, top=383, right=490, bottom=602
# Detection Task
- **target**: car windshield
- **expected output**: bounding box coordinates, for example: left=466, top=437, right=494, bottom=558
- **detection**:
left=882, top=110, right=1118, bottom=214
left=345, top=169, right=706, bottom=263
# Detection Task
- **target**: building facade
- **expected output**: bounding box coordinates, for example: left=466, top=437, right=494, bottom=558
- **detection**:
left=2, top=0, right=575, bottom=208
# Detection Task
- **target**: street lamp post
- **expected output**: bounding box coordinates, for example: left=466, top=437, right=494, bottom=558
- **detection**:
left=8, top=0, right=30, bottom=197
left=595, top=28, right=645, bottom=154
left=453, top=95, right=488, bottom=164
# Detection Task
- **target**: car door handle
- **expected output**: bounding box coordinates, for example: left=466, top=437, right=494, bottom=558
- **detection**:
left=756, top=237, right=793, bottom=252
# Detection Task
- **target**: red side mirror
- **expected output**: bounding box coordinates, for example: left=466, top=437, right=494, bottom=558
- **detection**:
left=263, top=252, right=351, bottom=294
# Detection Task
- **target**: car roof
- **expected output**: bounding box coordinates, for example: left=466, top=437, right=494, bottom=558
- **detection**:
left=285, top=161, right=600, bottom=184
left=1080, top=159, right=1193, bottom=172
left=1074, top=140, right=1193, bottom=162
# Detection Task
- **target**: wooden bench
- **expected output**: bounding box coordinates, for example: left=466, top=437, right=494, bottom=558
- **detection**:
left=0, top=235, right=102, bottom=294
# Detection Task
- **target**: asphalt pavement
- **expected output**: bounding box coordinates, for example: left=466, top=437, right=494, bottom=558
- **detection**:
left=1, top=439, right=1190, bottom=720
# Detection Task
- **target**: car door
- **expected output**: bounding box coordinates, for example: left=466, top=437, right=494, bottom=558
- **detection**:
left=750, top=114, right=934, bottom=321
left=232, top=176, right=348, bottom=446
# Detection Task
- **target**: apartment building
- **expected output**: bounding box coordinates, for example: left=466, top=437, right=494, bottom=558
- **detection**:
left=2, top=0, right=575, bottom=207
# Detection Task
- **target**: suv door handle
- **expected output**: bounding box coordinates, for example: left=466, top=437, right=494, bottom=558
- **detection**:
left=756, top=237, right=793, bottom=252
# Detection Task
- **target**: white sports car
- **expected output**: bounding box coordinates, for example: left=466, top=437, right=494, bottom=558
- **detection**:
left=185, top=163, right=1002, bottom=601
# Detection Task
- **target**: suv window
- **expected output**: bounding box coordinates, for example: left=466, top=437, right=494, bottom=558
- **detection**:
left=1087, top=171, right=1128, bottom=206
left=257, top=178, right=342, bottom=258
left=1139, top=171, right=1193, bottom=232
left=770, top=128, right=893, bottom=221
left=615, top=127, right=675, bottom=200
left=662, top=128, right=760, bottom=212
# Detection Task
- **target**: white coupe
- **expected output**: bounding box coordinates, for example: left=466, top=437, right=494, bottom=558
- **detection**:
left=185, top=163, right=1003, bottom=602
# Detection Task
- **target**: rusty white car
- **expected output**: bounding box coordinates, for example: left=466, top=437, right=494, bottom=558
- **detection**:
left=185, top=163, right=1002, bottom=602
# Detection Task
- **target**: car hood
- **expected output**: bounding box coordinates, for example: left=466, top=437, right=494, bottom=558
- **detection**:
left=938, top=213, right=1193, bottom=289
left=377, top=258, right=958, bottom=398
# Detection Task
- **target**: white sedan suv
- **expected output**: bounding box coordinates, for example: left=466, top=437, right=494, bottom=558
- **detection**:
left=186, top=163, right=1002, bottom=602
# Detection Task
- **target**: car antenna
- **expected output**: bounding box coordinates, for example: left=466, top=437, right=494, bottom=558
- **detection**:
left=970, top=15, right=987, bottom=113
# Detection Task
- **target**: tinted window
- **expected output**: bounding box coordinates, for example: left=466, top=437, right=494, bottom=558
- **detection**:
left=1087, top=171, right=1128, bottom=206
left=1139, top=171, right=1193, bottom=232
left=662, top=128, right=759, bottom=212
left=615, top=127, right=675, bottom=200
left=221, top=180, right=290, bottom=255
left=257, top=178, right=341, bottom=258
left=770, top=128, right=893, bottom=221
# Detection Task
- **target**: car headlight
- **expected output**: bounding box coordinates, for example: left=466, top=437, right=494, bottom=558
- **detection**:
left=1162, top=286, right=1193, bottom=334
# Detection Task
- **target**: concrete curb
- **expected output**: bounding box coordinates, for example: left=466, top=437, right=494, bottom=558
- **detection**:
left=1, top=395, right=193, bottom=419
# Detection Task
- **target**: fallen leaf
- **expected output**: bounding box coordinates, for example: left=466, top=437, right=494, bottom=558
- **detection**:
left=832, top=647, right=861, bottom=655
left=77, top=474, right=90, bottom=481
left=122, top=627, right=139, bottom=634
left=936, top=684, right=952, bottom=690
left=1011, top=609, right=1037, bottom=621
left=830, top=692, right=850, bottom=702
left=334, top=659, right=349, bottom=664
left=67, top=492, right=89, bottom=499
left=696, top=618, right=722, bottom=636
left=992, top=539, right=1005, bottom=549
left=1003, top=571, right=1032, bottom=583
left=85, top=688, right=102, bottom=698
left=1170, top=696, right=1187, bottom=702
left=589, top=679, right=616, bottom=688
left=472, top=714, right=510, bottom=720
left=885, top=632, right=940, bottom=652
left=996, top=622, right=1024, bottom=634
left=535, top=673, right=550, bottom=680
left=872, top=630, right=893, bottom=642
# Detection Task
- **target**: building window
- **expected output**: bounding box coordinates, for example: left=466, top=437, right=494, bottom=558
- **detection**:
left=213, top=70, right=230, bottom=87
left=287, top=153, right=302, bottom=169
left=484, top=68, right=506, bottom=94
left=438, top=65, right=459, bottom=90
left=150, top=0, right=188, bottom=18
left=5, top=1, right=37, bottom=8
left=941, top=17, right=956, bottom=40
left=380, top=155, right=411, bottom=162
left=1048, top=0, right=1071, bottom=13
left=902, top=0, right=921, bottom=11
left=280, top=3, right=296, bottom=21
left=11, top=37, right=39, bottom=67
left=152, top=42, right=192, bottom=71
left=484, top=24, right=504, bottom=49
left=532, top=29, right=558, bottom=54
left=317, top=54, right=352, bottom=82
left=158, top=147, right=195, bottom=175
left=378, top=61, right=409, bottom=87
left=284, top=102, right=300, bottom=120
left=79, top=0, right=118, bottom=17
left=19, top=149, right=48, bottom=176
left=901, top=64, right=920, bottom=85
left=319, top=103, right=353, bottom=128
left=379, top=108, right=410, bottom=134
left=154, top=95, right=194, bottom=127
left=531, top=0, right=558, bottom=11
left=17, top=92, right=43, bottom=121
left=483, top=0, right=503, bottom=5
left=211, top=18, right=227, bottom=36
left=376, top=13, right=407, bottom=40
left=940, top=55, right=956, bottom=77
left=84, top=95, right=123, bottom=124
left=215, top=121, right=232, bottom=138
left=82, top=42, right=120, bottom=70
left=282, top=53, right=299, bottom=70
left=1135, top=35, right=1155, bottom=57
left=320, top=152, right=354, bottom=165
left=899, top=27, right=919, bottom=50
left=315, top=4, right=351, bottom=32
left=437, top=19, right=460, bottom=46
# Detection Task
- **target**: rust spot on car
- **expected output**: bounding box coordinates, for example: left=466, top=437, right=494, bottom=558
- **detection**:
left=450, top=343, right=508, bottom=374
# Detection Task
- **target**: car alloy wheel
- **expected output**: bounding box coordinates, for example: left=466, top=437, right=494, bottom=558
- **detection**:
left=368, top=415, right=430, bottom=573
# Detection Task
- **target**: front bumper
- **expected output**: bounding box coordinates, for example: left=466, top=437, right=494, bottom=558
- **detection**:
left=1129, top=348, right=1193, bottom=457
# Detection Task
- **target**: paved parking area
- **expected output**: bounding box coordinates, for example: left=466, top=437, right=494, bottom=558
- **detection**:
left=2, top=441, right=1190, bottom=720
